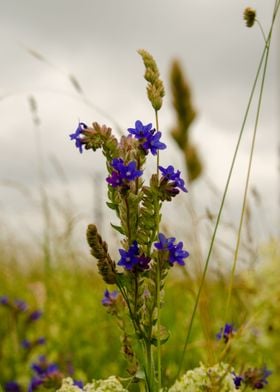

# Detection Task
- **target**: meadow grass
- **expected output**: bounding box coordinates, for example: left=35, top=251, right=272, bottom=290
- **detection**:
left=1, top=2, right=279, bottom=391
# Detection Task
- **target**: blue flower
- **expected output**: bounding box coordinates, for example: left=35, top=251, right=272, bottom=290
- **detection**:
left=69, top=122, right=88, bottom=153
left=169, top=241, right=189, bottom=266
left=27, top=310, right=43, bottom=323
left=128, top=120, right=166, bottom=155
left=4, top=381, right=21, bottom=392
left=118, top=241, right=140, bottom=270
left=0, top=295, right=9, bottom=306
left=216, top=323, right=236, bottom=343
left=244, top=366, right=272, bottom=389
left=102, top=289, right=120, bottom=306
left=106, top=158, right=143, bottom=188
left=73, top=380, right=84, bottom=389
left=232, top=372, right=243, bottom=389
left=142, top=131, right=166, bottom=155
left=159, top=165, right=187, bottom=193
left=127, top=120, right=153, bottom=139
left=154, top=233, right=176, bottom=250
left=117, top=241, right=151, bottom=271
left=154, top=233, right=189, bottom=266
left=28, top=377, right=43, bottom=392
left=31, top=355, right=59, bottom=376
left=21, top=339, right=32, bottom=349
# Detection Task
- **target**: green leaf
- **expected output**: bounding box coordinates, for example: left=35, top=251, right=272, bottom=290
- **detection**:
left=106, top=201, right=118, bottom=210
left=110, top=223, right=125, bottom=235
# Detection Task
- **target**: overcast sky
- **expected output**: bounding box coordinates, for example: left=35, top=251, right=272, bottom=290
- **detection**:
left=1, top=0, right=279, bottom=253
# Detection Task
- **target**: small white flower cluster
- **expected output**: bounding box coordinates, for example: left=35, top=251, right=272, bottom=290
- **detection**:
left=57, top=376, right=128, bottom=392
left=168, top=362, right=236, bottom=392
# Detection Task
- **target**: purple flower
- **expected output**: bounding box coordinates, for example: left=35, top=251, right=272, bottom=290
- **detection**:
left=142, top=131, right=166, bottom=155
left=21, top=339, right=32, bottom=349
left=69, top=122, right=88, bottom=153
left=4, top=381, right=21, bottom=392
left=159, top=165, right=187, bottom=193
left=154, top=233, right=176, bottom=250
left=36, top=337, right=46, bottom=345
left=28, top=377, right=43, bottom=392
left=106, top=158, right=143, bottom=188
left=169, top=241, right=189, bottom=266
left=27, top=310, right=43, bottom=323
left=232, top=372, right=243, bottom=389
left=14, top=299, right=28, bottom=312
left=21, top=337, right=45, bottom=350
left=117, top=241, right=151, bottom=271
left=118, top=241, right=140, bottom=270
left=73, top=380, right=84, bottom=389
left=0, top=295, right=9, bottom=306
left=128, top=120, right=153, bottom=139
left=31, top=355, right=59, bottom=376
left=244, top=366, right=272, bottom=389
left=127, top=120, right=166, bottom=155
left=154, top=233, right=189, bottom=266
left=137, top=254, right=151, bottom=270
left=102, top=289, right=120, bottom=306
left=216, top=323, right=236, bottom=343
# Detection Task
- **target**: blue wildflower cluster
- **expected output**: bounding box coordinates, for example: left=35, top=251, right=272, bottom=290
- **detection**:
left=154, top=233, right=189, bottom=266
left=106, top=158, right=143, bottom=188
left=128, top=120, right=166, bottom=155
left=118, top=241, right=151, bottom=271
left=216, top=323, right=236, bottom=343
left=215, top=324, right=272, bottom=389
left=0, top=296, right=82, bottom=391
left=71, top=114, right=190, bottom=385
left=232, top=367, right=272, bottom=390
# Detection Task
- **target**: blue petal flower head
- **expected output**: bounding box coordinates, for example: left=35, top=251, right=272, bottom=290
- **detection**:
left=36, top=337, right=46, bottom=346
left=128, top=120, right=153, bottom=139
left=73, top=380, right=84, bottom=389
left=118, top=241, right=140, bottom=270
left=154, top=233, right=189, bottom=266
left=169, top=241, right=189, bottom=266
left=31, top=355, right=59, bottom=376
left=102, top=289, right=120, bottom=306
left=159, top=165, right=187, bottom=192
left=216, top=323, right=236, bottom=343
left=28, top=377, right=43, bottom=392
left=27, top=310, right=43, bottom=323
left=0, top=295, right=9, bottom=306
left=142, top=131, right=166, bottom=155
left=232, top=372, right=244, bottom=389
left=154, top=233, right=176, bottom=250
left=4, top=381, right=21, bottom=392
left=69, top=122, right=88, bottom=153
left=106, top=158, right=143, bottom=188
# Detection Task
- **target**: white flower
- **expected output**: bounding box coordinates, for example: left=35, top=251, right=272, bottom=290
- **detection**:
left=168, top=363, right=236, bottom=392
left=57, top=376, right=128, bottom=392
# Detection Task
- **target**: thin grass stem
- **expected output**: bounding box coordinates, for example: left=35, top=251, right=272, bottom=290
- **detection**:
left=225, top=0, right=279, bottom=324
left=155, top=109, right=162, bottom=391
left=176, top=4, right=279, bottom=378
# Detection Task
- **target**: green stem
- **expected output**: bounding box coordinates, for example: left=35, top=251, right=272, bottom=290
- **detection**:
left=155, top=109, right=162, bottom=391
left=225, top=0, right=279, bottom=323
left=177, top=3, right=279, bottom=378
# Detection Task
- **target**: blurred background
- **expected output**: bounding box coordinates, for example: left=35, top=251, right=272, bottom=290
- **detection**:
left=1, top=1, right=280, bottom=390
left=0, top=0, right=279, bottom=254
